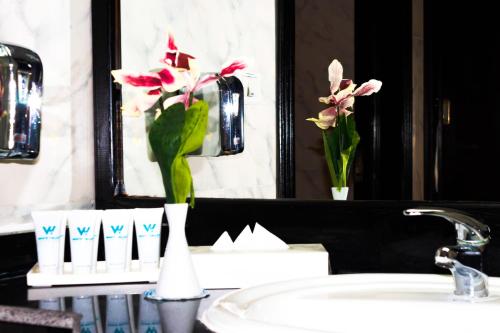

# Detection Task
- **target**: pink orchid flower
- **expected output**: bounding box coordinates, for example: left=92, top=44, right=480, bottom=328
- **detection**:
left=307, top=59, right=382, bottom=129
left=169, top=58, right=247, bottom=109
left=111, top=33, right=246, bottom=113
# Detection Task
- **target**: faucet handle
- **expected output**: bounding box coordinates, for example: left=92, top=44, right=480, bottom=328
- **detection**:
left=403, top=207, right=490, bottom=249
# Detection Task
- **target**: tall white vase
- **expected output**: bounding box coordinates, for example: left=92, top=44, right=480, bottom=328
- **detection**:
left=331, top=187, right=349, bottom=200
left=156, top=203, right=203, bottom=300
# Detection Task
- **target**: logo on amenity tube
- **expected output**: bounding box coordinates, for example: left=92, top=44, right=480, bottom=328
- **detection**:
left=143, top=224, right=156, bottom=232
left=111, top=225, right=124, bottom=234
left=42, top=225, right=56, bottom=235
left=77, top=226, right=91, bottom=236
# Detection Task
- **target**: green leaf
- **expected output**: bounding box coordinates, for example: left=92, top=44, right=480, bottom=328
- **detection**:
left=344, top=115, right=360, bottom=179
left=323, top=128, right=342, bottom=187
left=322, top=131, right=338, bottom=187
left=322, top=114, right=360, bottom=189
left=177, top=100, right=209, bottom=207
left=171, top=156, right=193, bottom=206
left=148, top=102, right=185, bottom=203
left=147, top=100, right=209, bottom=207
left=179, top=101, right=209, bottom=155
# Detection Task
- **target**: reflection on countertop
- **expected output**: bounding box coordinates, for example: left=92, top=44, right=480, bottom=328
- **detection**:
left=0, top=277, right=225, bottom=332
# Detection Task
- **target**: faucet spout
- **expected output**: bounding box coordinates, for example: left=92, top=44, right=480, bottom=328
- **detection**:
left=403, top=207, right=490, bottom=249
left=435, top=245, right=488, bottom=298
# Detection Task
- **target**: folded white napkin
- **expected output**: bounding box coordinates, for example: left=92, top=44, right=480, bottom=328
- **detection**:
left=211, top=223, right=289, bottom=252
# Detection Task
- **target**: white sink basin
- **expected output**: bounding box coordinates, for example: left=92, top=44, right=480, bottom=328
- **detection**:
left=201, top=274, right=500, bottom=333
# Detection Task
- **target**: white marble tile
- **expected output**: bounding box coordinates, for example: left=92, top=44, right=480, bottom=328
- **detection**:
left=0, top=0, right=94, bottom=232
left=120, top=0, right=276, bottom=199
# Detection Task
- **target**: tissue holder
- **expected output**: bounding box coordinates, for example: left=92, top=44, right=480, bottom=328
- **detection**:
left=27, top=244, right=329, bottom=288
left=192, top=243, right=329, bottom=288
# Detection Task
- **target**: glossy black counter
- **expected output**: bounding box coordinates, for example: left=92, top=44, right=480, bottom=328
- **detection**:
left=0, top=276, right=219, bottom=332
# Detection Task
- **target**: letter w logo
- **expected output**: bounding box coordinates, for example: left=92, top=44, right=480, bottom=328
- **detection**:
left=42, top=226, right=56, bottom=235
left=77, top=226, right=90, bottom=236
left=145, top=327, right=157, bottom=333
left=111, top=225, right=124, bottom=234
left=143, top=224, right=156, bottom=232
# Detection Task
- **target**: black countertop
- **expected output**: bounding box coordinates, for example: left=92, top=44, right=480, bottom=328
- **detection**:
left=0, top=276, right=222, bottom=332
left=4, top=200, right=500, bottom=332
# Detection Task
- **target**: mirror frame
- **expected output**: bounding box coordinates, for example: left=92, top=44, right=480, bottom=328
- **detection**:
left=91, top=0, right=295, bottom=208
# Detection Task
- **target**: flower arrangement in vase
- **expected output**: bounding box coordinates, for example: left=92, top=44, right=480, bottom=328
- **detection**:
left=112, top=32, right=246, bottom=300
left=307, top=59, right=382, bottom=200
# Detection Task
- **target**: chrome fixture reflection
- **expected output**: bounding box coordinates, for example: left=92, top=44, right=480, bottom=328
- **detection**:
left=191, top=75, right=244, bottom=156
left=404, top=207, right=490, bottom=298
left=0, top=42, right=43, bottom=160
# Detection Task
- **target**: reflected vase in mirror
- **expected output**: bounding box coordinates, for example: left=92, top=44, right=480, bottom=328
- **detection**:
left=332, top=187, right=349, bottom=200
left=0, top=42, right=43, bottom=161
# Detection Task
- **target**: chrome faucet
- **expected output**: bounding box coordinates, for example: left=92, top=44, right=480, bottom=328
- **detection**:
left=403, top=207, right=490, bottom=298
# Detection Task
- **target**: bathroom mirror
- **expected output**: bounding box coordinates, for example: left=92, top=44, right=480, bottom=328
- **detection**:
left=93, top=0, right=500, bottom=206
left=118, top=0, right=278, bottom=199
left=294, top=0, right=500, bottom=202
left=91, top=0, right=293, bottom=208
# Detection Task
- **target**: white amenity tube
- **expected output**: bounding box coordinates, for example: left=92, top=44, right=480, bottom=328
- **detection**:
left=67, top=210, right=102, bottom=274
left=137, top=294, right=161, bottom=333
left=73, top=296, right=98, bottom=333
left=133, top=208, right=163, bottom=271
left=32, top=210, right=66, bottom=274
left=102, top=209, right=134, bottom=272
left=106, top=295, right=132, bottom=333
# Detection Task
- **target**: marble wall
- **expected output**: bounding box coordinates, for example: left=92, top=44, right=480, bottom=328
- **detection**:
left=120, top=0, right=276, bottom=198
left=0, top=0, right=94, bottom=233
left=0, top=0, right=276, bottom=232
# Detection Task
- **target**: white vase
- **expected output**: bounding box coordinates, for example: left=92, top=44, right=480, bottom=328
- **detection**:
left=331, top=187, right=349, bottom=200
left=155, top=203, right=204, bottom=300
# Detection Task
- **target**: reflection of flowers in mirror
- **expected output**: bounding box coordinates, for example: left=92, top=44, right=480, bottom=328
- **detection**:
left=111, top=32, right=246, bottom=206
left=307, top=59, right=382, bottom=196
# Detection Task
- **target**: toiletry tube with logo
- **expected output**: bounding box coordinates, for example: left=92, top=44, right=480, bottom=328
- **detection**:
left=106, top=295, right=131, bottom=333
left=73, top=296, right=98, bottom=333
left=68, top=210, right=102, bottom=274
left=102, top=209, right=134, bottom=272
left=32, top=211, right=66, bottom=274
left=133, top=208, right=163, bottom=271
left=138, top=292, right=161, bottom=333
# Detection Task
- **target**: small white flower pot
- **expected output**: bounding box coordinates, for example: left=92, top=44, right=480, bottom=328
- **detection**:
left=331, top=187, right=349, bottom=200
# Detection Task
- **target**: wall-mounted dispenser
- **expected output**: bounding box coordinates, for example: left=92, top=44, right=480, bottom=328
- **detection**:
left=145, top=75, right=244, bottom=159
left=0, top=42, right=43, bottom=161
left=193, top=75, right=245, bottom=156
